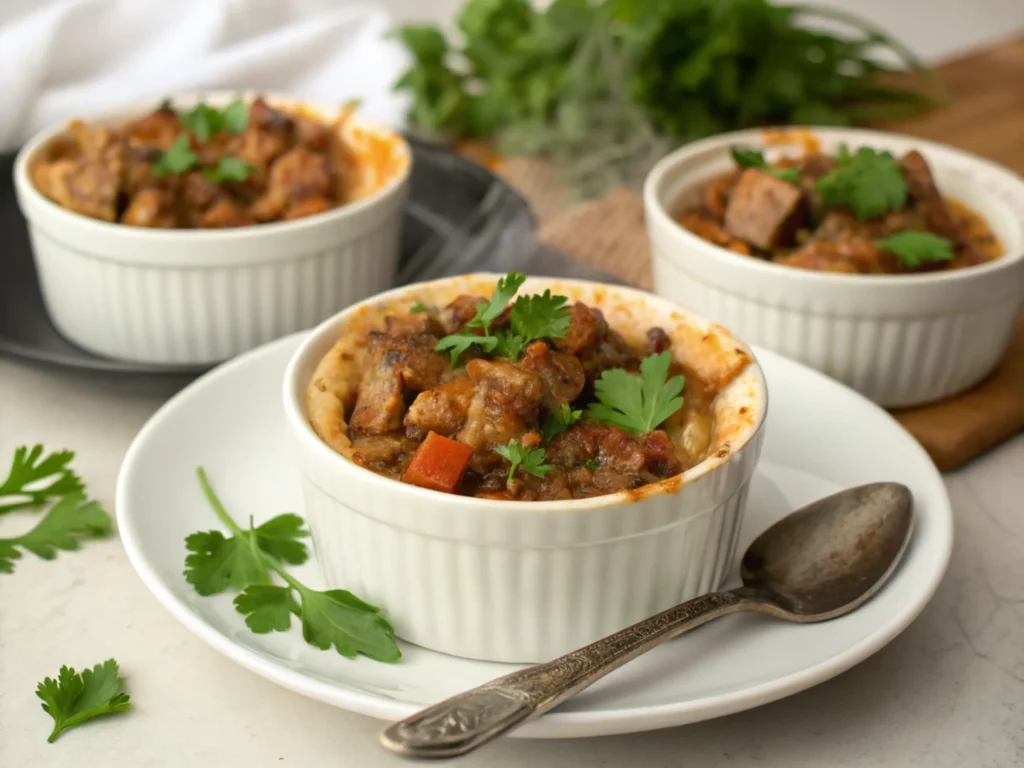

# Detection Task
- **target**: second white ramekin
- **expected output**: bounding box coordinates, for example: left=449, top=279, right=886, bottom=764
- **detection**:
left=13, top=93, right=411, bottom=366
left=283, top=274, right=767, bottom=663
left=644, top=127, right=1024, bottom=408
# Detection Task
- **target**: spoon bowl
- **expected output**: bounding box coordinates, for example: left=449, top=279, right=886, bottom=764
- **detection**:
left=381, top=482, right=914, bottom=760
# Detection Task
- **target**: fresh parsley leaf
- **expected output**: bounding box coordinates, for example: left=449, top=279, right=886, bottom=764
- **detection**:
left=202, top=156, right=257, bottom=184
left=179, top=103, right=222, bottom=142
left=151, top=135, right=198, bottom=177
left=0, top=494, right=111, bottom=574
left=494, top=440, right=552, bottom=481
left=435, top=332, right=499, bottom=366
left=220, top=99, right=250, bottom=134
left=184, top=469, right=309, bottom=596
left=730, top=146, right=800, bottom=184
left=541, top=403, right=582, bottom=441
left=35, top=659, right=131, bottom=743
left=493, top=330, right=526, bottom=361
left=508, top=290, right=572, bottom=343
left=191, top=468, right=400, bottom=663
left=815, top=144, right=908, bottom=220
left=875, top=230, right=954, bottom=269
left=468, top=271, right=526, bottom=333
left=0, top=445, right=83, bottom=515
left=587, top=352, right=685, bottom=436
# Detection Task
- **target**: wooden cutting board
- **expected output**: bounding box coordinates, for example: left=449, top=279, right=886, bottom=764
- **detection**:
left=489, top=35, right=1024, bottom=472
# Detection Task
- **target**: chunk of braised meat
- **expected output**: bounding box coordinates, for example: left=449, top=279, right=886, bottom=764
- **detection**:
left=349, top=320, right=447, bottom=434
left=284, top=198, right=332, bottom=220
left=519, top=341, right=586, bottom=409
left=776, top=237, right=890, bottom=274
left=240, top=98, right=295, bottom=171
left=554, top=303, right=607, bottom=356
left=440, top=294, right=487, bottom=334
left=120, top=187, right=177, bottom=228
left=33, top=126, right=123, bottom=222
left=350, top=434, right=419, bottom=475
left=295, top=117, right=332, bottom=152
left=582, top=328, right=640, bottom=382
left=724, top=168, right=807, bottom=250
left=385, top=313, right=445, bottom=338
left=124, top=145, right=163, bottom=196
left=122, top=106, right=181, bottom=150
left=250, top=147, right=333, bottom=221
left=901, top=151, right=960, bottom=240
left=200, top=198, right=254, bottom=228
left=457, top=359, right=544, bottom=471
left=798, top=152, right=837, bottom=220
left=645, top=327, right=671, bottom=355
left=678, top=210, right=752, bottom=255
left=507, top=469, right=573, bottom=502
left=181, top=171, right=222, bottom=222
left=404, top=374, right=476, bottom=440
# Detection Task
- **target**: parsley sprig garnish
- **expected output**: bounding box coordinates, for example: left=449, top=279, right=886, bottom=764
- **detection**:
left=815, top=144, right=908, bottom=220
left=179, top=99, right=249, bottom=140
left=152, top=99, right=255, bottom=181
left=0, top=494, right=111, bottom=574
left=540, top=403, right=583, bottom=441
left=587, top=351, right=686, bottom=436
left=36, top=659, right=131, bottom=743
left=731, top=147, right=801, bottom=184
left=875, top=230, right=954, bottom=269
left=187, top=469, right=400, bottom=662
left=435, top=272, right=572, bottom=366
left=0, top=445, right=83, bottom=514
left=151, top=135, right=198, bottom=177
left=495, top=441, right=552, bottom=481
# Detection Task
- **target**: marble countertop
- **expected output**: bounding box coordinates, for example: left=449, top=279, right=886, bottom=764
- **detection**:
left=2, top=349, right=1023, bottom=768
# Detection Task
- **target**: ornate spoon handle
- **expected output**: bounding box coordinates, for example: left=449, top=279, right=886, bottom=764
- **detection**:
left=380, top=588, right=768, bottom=759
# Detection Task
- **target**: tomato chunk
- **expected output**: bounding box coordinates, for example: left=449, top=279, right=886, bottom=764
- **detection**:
left=401, top=431, right=474, bottom=494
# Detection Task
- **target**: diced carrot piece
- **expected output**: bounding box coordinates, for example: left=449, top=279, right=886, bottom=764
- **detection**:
left=402, top=432, right=474, bottom=494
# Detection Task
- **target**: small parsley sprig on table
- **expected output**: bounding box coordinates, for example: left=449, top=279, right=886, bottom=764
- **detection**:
left=435, top=272, right=572, bottom=366
left=587, top=351, right=686, bottom=436
left=0, top=445, right=83, bottom=514
left=36, top=659, right=131, bottom=743
left=875, top=230, right=954, bottom=269
left=186, top=469, right=401, bottom=662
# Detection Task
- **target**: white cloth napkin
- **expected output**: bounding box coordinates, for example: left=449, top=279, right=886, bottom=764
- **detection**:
left=0, top=0, right=414, bottom=153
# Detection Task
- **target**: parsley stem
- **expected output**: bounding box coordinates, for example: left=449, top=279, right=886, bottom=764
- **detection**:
left=196, top=468, right=244, bottom=537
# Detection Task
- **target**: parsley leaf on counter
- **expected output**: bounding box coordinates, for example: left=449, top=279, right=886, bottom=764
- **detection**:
left=151, top=135, right=198, bottom=177
left=35, top=659, right=131, bottom=743
left=815, top=145, right=908, bottom=220
left=875, top=230, right=954, bottom=269
left=730, top=147, right=800, bottom=184
left=495, top=440, right=552, bottom=481
left=0, top=445, right=83, bottom=514
left=184, top=468, right=309, bottom=596
left=587, top=351, right=685, bottom=436
left=0, top=494, right=111, bottom=574
left=541, top=403, right=583, bottom=441
left=202, top=156, right=257, bottom=184
left=189, top=469, right=400, bottom=662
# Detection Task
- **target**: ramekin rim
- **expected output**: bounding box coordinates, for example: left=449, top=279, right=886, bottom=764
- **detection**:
left=282, top=273, right=769, bottom=514
left=642, top=125, right=1024, bottom=288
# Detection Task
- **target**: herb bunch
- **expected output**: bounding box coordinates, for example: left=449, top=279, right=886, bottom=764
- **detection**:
left=393, top=0, right=937, bottom=198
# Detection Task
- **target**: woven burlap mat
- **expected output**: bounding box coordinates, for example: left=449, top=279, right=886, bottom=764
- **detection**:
left=494, top=156, right=1024, bottom=472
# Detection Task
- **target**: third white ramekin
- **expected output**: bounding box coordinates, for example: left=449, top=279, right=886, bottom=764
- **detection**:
left=13, top=92, right=411, bottom=366
left=644, top=127, right=1024, bottom=408
left=283, top=274, right=767, bottom=663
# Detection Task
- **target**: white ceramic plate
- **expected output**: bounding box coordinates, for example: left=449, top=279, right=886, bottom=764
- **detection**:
left=116, top=334, right=953, bottom=739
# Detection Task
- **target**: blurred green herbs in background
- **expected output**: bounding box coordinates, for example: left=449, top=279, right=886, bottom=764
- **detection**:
left=392, top=0, right=939, bottom=197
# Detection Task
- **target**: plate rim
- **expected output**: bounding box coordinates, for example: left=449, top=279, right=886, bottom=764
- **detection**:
left=115, top=333, right=953, bottom=739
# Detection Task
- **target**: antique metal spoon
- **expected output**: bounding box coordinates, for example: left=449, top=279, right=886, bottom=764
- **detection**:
left=380, top=482, right=914, bottom=760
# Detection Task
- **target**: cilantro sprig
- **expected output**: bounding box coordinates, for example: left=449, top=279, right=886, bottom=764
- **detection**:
left=495, top=441, right=552, bottom=481
left=187, top=469, right=400, bottom=662
left=151, top=135, right=199, bottom=177
left=540, top=403, right=583, bottom=441
left=202, top=156, right=257, bottom=184
left=815, top=144, right=908, bottom=220
left=435, top=272, right=572, bottom=366
left=0, top=445, right=83, bottom=514
left=587, top=352, right=685, bottom=436
left=36, top=659, right=131, bottom=743
left=0, top=494, right=111, bottom=574
left=875, top=230, right=954, bottom=269
left=179, top=99, right=249, bottom=141
left=730, top=147, right=800, bottom=184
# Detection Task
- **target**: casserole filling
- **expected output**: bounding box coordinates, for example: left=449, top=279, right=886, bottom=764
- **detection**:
left=307, top=275, right=755, bottom=501
left=674, top=143, right=1003, bottom=274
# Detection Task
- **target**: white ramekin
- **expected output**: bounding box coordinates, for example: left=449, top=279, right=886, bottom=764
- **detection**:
left=13, top=92, right=411, bottom=366
left=283, top=274, right=767, bottom=663
left=644, top=127, right=1024, bottom=408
